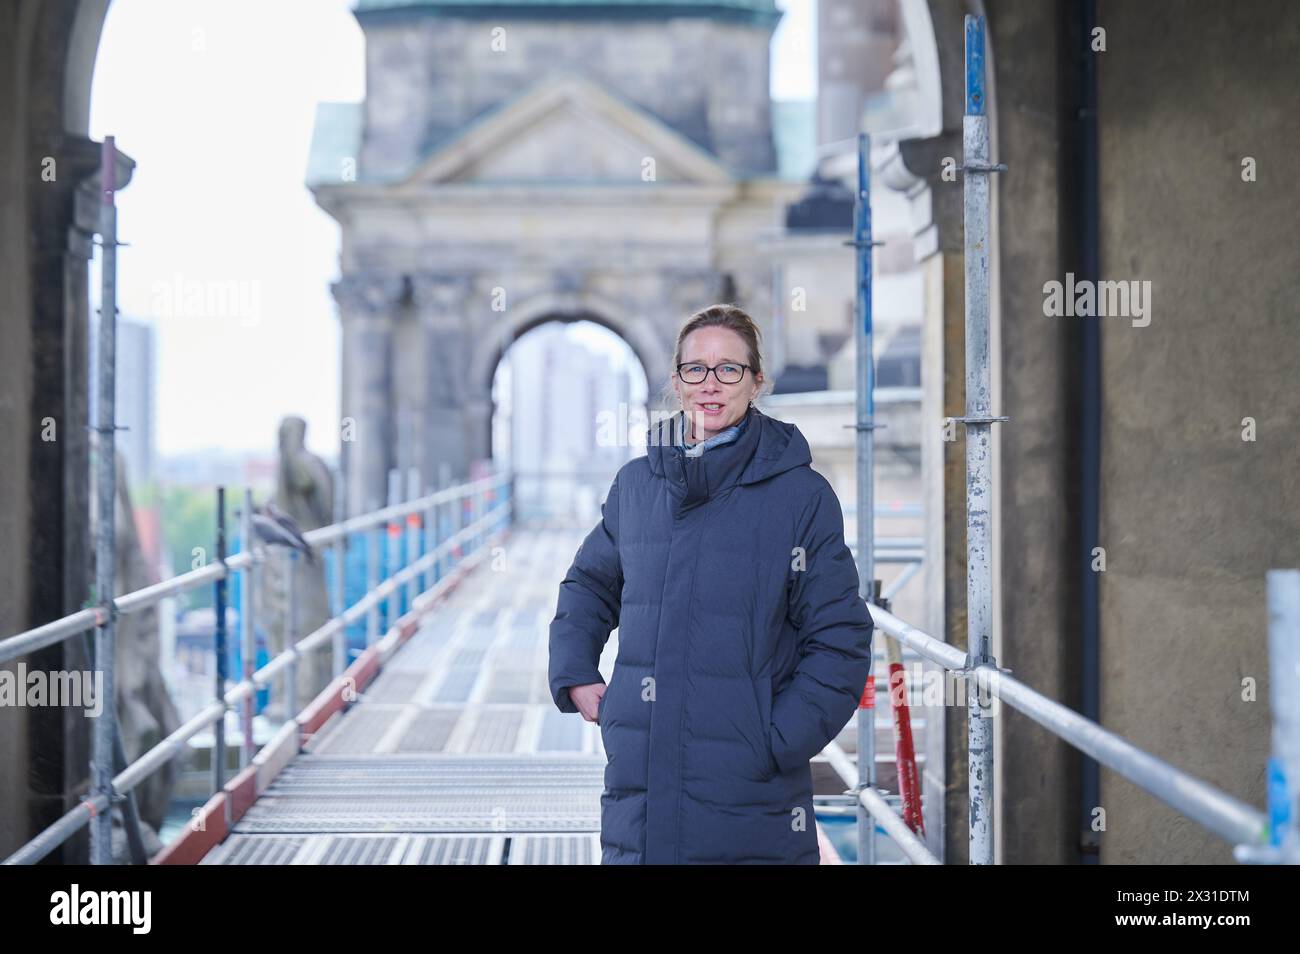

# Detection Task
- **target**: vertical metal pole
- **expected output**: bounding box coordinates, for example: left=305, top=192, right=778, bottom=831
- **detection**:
left=452, top=481, right=465, bottom=568
left=962, top=14, right=1001, bottom=865
left=91, top=135, right=119, bottom=864
left=462, top=479, right=469, bottom=554
left=476, top=479, right=485, bottom=550
left=88, top=142, right=146, bottom=862
left=332, top=475, right=346, bottom=678
left=473, top=480, right=483, bottom=556
left=240, top=489, right=255, bottom=767
left=333, top=537, right=346, bottom=678
left=852, top=131, right=879, bottom=866
left=213, top=487, right=228, bottom=794
left=496, top=472, right=506, bottom=534
left=475, top=482, right=484, bottom=554
left=366, top=498, right=379, bottom=648
left=284, top=549, right=298, bottom=723
left=436, top=481, right=447, bottom=585
left=406, top=468, right=420, bottom=609
left=1267, top=570, right=1300, bottom=855
left=437, top=464, right=452, bottom=579
left=423, top=488, right=436, bottom=594
left=508, top=468, right=516, bottom=530
left=386, top=469, right=401, bottom=626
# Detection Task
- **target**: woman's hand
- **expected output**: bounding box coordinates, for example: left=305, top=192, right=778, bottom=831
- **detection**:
left=568, top=682, right=606, bottom=722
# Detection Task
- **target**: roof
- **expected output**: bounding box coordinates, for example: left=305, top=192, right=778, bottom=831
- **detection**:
left=305, top=102, right=363, bottom=189
left=771, top=99, right=816, bottom=182
left=397, top=73, right=734, bottom=185
left=306, top=74, right=762, bottom=188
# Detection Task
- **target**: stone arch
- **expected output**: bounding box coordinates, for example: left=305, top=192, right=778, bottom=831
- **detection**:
left=465, top=291, right=666, bottom=468
left=1, top=0, right=120, bottom=863
left=470, top=290, right=669, bottom=414
left=63, top=0, right=111, bottom=133
left=467, top=295, right=670, bottom=467
left=472, top=292, right=661, bottom=517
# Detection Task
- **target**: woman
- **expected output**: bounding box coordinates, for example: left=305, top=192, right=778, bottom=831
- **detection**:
left=548, top=303, right=875, bottom=864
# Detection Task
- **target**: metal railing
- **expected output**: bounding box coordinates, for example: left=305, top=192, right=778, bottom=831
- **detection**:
left=842, top=588, right=1295, bottom=864
left=837, top=15, right=1295, bottom=866
left=5, top=15, right=1291, bottom=868
left=1, top=469, right=512, bottom=865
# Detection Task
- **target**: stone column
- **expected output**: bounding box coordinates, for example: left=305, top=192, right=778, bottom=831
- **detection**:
left=333, top=274, right=403, bottom=516
left=411, top=272, right=475, bottom=483
left=463, top=396, right=493, bottom=473
left=392, top=299, right=424, bottom=481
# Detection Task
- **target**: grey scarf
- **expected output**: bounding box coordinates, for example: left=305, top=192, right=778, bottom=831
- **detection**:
left=680, top=405, right=752, bottom=458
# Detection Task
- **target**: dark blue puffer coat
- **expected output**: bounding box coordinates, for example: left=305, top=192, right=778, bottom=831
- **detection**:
left=548, top=404, right=875, bottom=864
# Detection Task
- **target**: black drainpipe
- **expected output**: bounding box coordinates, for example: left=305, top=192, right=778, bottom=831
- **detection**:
left=1077, top=0, right=1101, bottom=865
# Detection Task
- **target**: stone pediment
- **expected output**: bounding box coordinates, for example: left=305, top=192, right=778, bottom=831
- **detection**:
left=405, top=74, right=733, bottom=186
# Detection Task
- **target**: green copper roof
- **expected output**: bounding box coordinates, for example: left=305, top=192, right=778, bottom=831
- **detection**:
left=772, top=99, right=815, bottom=182
left=305, top=102, right=363, bottom=189
left=355, top=0, right=781, bottom=27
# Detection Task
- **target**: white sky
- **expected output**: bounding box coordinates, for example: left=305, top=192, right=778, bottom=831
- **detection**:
left=89, top=0, right=816, bottom=459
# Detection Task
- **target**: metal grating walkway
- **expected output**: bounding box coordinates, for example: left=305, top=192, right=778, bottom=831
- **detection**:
left=229, top=755, right=603, bottom=834
left=208, top=526, right=611, bottom=865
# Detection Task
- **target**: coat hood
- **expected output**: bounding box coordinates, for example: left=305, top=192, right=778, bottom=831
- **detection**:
left=645, top=405, right=812, bottom=513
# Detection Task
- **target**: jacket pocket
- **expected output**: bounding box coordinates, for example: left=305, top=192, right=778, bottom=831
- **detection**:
left=596, top=681, right=609, bottom=726
left=754, top=675, right=779, bottom=781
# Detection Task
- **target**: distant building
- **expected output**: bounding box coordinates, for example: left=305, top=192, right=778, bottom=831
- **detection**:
left=308, top=0, right=811, bottom=516
left=501, top=322, right=642, bottom=519
left=90, top=314, right=157, bottom=489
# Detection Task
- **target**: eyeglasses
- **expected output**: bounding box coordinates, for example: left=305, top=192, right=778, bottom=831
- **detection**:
left=676, top=362, right=752, bottom=385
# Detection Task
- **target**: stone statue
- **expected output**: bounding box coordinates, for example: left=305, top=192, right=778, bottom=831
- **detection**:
left=91, top=446, right=181, bottom=861
left=257, top=417, right=336, bottom=721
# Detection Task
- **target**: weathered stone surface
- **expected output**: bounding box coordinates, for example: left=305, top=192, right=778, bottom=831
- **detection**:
left=256, top=417, right=337, bottom=720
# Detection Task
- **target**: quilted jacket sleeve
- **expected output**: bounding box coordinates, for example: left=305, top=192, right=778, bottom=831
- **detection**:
left=769, top=478, right=875, bottom=774
left=548, top=472, right=623, bottom=713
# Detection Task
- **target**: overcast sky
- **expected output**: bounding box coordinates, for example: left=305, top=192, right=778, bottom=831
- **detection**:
left=88, top=0, right=817, bottom=460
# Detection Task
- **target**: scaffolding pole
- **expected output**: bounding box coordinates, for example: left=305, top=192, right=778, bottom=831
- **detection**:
left=283, top=549, right=298, bottom=723
left=83, top=134, right=145, bottom=864
left=332, top=476, right=346, bottom=679
left=90, top=136, right=120, bottom=864
left=213, top=487, right=229, bottom=794
left=958, top=14, right=1008, bottom=865
left=239, top=489, right=255, bottom=767
left=1236, top=569, right=1300, bottom=863
left=849, top=131, right=885, bottom=865
left=386, top=469, right=401, bottom=626
left=366, top=495, right=380, bottom=648
left=406, top=467, right=421, bottom=611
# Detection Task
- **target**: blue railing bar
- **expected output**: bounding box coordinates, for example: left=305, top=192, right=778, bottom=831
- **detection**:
left=0, top=473, right=509, bottom=665
left=2, top=493, right=509, bottom=865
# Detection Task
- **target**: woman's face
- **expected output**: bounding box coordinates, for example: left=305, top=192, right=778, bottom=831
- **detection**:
left=671, top=326, right=762, bottom=441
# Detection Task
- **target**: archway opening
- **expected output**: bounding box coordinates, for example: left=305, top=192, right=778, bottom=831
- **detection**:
left=492, top=317, right=648, bottom=525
